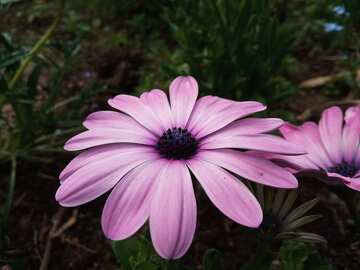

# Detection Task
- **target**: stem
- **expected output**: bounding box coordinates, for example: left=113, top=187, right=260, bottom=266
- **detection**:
left=8, top=0, right=65, bottom=89
left=3, top=155, right=17, bottom=229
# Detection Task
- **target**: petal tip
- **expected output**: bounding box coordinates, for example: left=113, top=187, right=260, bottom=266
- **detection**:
left=243, top=209, right=263, bottom=228
left=285, top=178, right=299, bottom=189
left=63, top=142, right=74, bottom=151
left=325, top=105, right=341, bottom=113
left=276, top=118, right=285, bottom=126
left=59, top=170, right=66, bottom=180
left=55, top=191, right=67, bottom=206
left=170, top=76, right=199, bottom=92
left=107, top=98, right=115, bottom=107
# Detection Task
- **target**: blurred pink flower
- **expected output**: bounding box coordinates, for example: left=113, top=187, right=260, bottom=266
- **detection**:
left=274, top=106, right=360, bottom=191
left=56, top=76, right=301, bottom=259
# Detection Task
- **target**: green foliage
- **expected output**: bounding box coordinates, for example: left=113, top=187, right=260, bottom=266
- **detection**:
left=112, top=235, right=225, bottom=270
left=279, top=240, right=333, bottom=270
left=111, top=235, right=159, bottom=270
left=111, top=235, right=191, bottom=270
left=0, top=1, right=101, bottom=262
left=254, top=185, right=325, bottom=244
left=140, top=0, right=296, bottom=104
left=0, top=30, right=103, bottom=159
left=0, top=1, right=352, bottom=269
left=342, top=0, right=360, bottom=29
left=240, top=240, right=332, bottom=270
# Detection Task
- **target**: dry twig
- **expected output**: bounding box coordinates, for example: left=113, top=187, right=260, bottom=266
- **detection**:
left=39, top=208, right=78, bottom=270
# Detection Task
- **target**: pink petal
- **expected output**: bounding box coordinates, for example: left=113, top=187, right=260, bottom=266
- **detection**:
left=187, top=159, right=262, bottom=227
left=342, top=110, right=360, bottom=163
left=64, top=128, right=156, bottom=151
left=197, top=149, right=298, bottom=188
left=187, top=96, right=266, bottom=139
left=203, top=118, right=284, bottom=139
left=345, top=178, right=360, bottom=191
left=200, top=134, right=305, bottom=154
left=301, top=122, right=334, bottom=168
left=280, top=123, right=332, bottom=169
left=345, top=106, right=360, bottom=123
left=102, top=159, right=167, bottom=240
left=150, top=161, right=197, bottom=259
left=355, top=149, right=360, bottom=166
left=60, top=144, right=154, bottom=181
left=169, top=76, right=198, bottom=128
left=83, top=111, right=155, bottom=138
left=326, top=172, right=351, bottom=184
left=279, top=123, right=306, bottom=144
left=268, top=153, right=320, bottom=171
left=108, top=94, right=164, bottom=135
left=55, top=152, right=158, bottom=207
left=140, top=89, right=173, bottom=130
left=319, top=106, right=343, bottom=164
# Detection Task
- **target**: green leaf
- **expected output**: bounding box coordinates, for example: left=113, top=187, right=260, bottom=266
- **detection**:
left=111, top=235, right=172, bottom=270
left=279, top=240, right=333, bottom=270
left=112, top=237, right=141, bottom=270
left=280, top=240, right=310, bottom=270
left=285, top=215, right=322, bottom=231
left=0, top=32, right=13, bottom=51
left=272, top=189, right=286, bottom=215
left=26, top=63, right=43, bottom=98
left=134, top=261, right=158, bottom=270
left=278, top=190, right=298, bottom=220
left=284, top=198, right=319, bottom=225
left=275, top=232, right=327, bottom=245
left=296, top=233, right=327, bottom=245
left=305, top=252, right=333, bottom=270
left=0, top=50, right=28, bottom=69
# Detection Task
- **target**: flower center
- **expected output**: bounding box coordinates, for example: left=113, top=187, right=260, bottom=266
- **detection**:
left=156, top=127, right=198, bottom=160
left=328, top=162, right=358, bottom=177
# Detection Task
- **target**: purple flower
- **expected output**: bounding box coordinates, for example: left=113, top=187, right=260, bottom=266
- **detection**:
left=56, top=76, right=301, bottom=259
left=274, top=106, right=360, bottom=191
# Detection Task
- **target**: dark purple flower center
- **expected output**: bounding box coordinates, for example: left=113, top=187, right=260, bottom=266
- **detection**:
left=328, top=162, right=358, bottom=177
left=156, top=127, right=198, bottom=160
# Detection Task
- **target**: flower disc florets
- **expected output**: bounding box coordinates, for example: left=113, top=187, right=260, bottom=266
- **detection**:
left=156, top=127, right=198, bottom=160
left=328, top=162, right=358, bottom=178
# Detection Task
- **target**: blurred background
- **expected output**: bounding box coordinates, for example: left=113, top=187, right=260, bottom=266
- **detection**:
left=1, top=0, right=360, bottom=269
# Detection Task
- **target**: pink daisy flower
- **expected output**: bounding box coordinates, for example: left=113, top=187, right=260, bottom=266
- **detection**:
left=274, top=106, right=360, bottom=191
left=56, top=76, right=302, bottom=259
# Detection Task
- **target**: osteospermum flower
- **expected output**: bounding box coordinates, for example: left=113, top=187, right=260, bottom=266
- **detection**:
left=56, top=76, right=302, bottom=259
left=273, top=106, right=360, bottom=191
